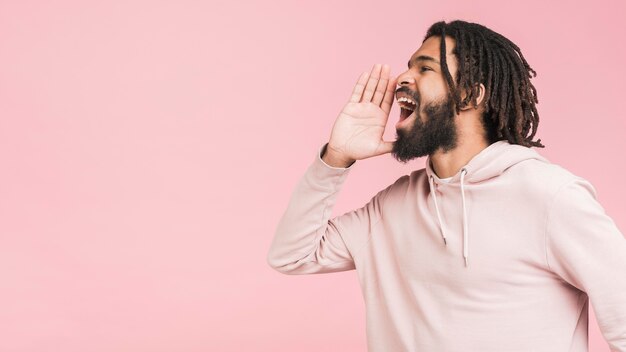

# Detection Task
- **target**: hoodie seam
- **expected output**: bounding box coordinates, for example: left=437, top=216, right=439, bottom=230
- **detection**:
left=346, top=178, right=399, bottom=264
left=543, top=177, right=578, bottom=272
left=300, top=189, right=331, bottom=261
left=344, top=214, right=385, bottom=264
left=299, top=168, right=350, bottom=262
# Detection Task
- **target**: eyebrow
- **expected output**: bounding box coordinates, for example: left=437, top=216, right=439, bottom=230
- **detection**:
left=407, top=55, right=441, bottom=68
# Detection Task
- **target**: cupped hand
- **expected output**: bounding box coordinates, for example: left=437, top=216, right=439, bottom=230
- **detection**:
left=327, top=63, right=397, bottom=163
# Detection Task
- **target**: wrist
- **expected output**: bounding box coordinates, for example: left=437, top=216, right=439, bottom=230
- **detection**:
left=322, top=143, right=355, bottom=168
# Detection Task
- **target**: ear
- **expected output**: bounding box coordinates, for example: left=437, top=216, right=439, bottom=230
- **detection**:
left=459, top=83, right=486, bottom=111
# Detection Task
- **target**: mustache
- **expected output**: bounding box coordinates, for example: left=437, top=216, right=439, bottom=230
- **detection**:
left=395, top=86, right=420, bottom=106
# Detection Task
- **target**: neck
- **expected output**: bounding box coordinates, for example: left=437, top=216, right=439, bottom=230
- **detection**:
left=430, top=132, right=490, bottom=179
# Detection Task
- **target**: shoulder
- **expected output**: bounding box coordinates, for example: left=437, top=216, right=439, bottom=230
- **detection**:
left=383, top=168, right=428, bottom=202
left=365, top=167, right=426, bottom=205
left=509, top=158, right=596, bottom=200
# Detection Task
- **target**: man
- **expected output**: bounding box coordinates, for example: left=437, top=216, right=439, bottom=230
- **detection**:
left=266, top=20, right=626, bottom=351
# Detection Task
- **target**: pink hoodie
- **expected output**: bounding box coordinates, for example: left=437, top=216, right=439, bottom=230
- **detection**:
left=267, top=140, right=626, bottom=351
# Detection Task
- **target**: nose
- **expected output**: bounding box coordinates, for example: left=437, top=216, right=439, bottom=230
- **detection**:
left=396, top=69, right=415, bottom=87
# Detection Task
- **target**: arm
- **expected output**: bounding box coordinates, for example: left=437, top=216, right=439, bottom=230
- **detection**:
left=266, top=142, right=389, bottom=275
left=266, top=63, right=397, bottom=275
left=545, top=177, right=626, bottom=351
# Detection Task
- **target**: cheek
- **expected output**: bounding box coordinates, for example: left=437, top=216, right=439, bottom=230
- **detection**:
left=418, top=79, right=448, bottom=102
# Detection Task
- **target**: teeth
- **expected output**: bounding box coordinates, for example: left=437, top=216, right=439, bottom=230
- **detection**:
left=397, top=96, right=416, bottom=105
left=397, top=96, right=417, bottom=111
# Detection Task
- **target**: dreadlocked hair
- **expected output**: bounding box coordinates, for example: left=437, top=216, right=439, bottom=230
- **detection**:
left=424, top=20, right=545, bottom=148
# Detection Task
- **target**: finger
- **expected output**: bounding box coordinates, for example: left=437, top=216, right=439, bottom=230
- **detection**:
left=371, top=64, right=390, bottom=106
left=380, top=75, right=398, bottom=116
left=361, top=64, right=382, bottom=102
left=349, top=71, right=370, bottom=103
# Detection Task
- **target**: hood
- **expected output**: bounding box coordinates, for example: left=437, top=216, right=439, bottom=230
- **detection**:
left=424, top=140, right=550, bottom=268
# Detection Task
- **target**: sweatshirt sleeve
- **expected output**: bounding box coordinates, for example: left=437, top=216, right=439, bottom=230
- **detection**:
left=266, top=142, right=389, bottom=275
left=545, top=177, right=626, bottom=351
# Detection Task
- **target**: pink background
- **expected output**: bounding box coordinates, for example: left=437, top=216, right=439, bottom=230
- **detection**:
left=1, top=0, right=624, bottom=351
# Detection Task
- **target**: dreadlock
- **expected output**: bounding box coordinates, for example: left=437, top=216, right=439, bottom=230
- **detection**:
left=424, top=20, right=545, bottom=148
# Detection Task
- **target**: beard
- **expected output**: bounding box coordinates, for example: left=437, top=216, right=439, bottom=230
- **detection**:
left=391, top=93, right=458, bottom=163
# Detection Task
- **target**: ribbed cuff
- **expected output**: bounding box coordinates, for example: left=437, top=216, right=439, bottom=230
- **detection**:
left=302, top=143, right=355, bottom=191
left=317, top=142, right=356, bottom=170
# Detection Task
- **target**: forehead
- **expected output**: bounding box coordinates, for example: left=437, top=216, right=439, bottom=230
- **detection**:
left=409, top=35, right=456, bottom=63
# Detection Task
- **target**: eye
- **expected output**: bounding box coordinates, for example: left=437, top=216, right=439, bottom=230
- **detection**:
left=420, top=66, right=433, bottom=72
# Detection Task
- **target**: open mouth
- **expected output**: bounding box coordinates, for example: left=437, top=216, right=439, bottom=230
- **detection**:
left=400, top=107, right=414, bottom=121
left=397, top=96, right=418, bottom=121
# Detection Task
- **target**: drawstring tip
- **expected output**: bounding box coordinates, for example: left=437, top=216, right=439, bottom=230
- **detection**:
left=464, top=257, right=468, bottom=267
left=443, top=237, right=447, bottom=246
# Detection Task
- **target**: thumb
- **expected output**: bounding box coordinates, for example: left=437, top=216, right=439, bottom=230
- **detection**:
left=375, top=140, right=395, bottom=156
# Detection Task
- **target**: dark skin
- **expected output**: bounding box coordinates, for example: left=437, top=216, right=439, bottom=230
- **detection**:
left=390, top=83, right=458, bottom=164
left=393, top=35, right=489, bottom=178
left=323, top=35, right=489, bottom=178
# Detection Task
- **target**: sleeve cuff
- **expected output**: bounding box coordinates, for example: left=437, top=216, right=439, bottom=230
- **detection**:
left=317, top=143, right=356, bottom=170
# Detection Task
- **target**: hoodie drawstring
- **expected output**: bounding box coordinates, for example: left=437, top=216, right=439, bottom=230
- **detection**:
left=428, top=168, right=470, bottom=268
left=428, top=175, right=448, bottom=246
left=460, top=168, right=469, bottom=267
